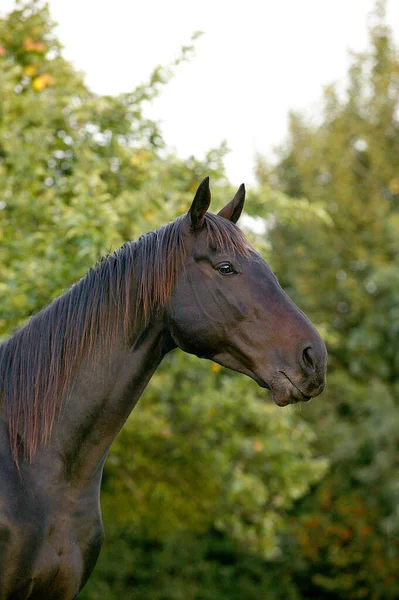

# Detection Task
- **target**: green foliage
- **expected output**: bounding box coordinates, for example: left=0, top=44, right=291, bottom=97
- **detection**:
left=102, top=353, right=327, bottom=558
left=253, top=2, right=399, bottom=597
left=0, top=1, right=220, bottom=335
left=79, top=528, right=300, bottom=600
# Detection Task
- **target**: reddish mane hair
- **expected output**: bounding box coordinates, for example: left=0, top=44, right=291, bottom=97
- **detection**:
left=0, top=214, right=249, bottom=464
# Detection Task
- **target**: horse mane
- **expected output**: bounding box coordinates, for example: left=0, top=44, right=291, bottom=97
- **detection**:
left=0, top=213, right=249, bottom=464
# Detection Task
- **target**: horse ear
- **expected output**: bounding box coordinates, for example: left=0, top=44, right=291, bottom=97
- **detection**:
left=189, top=177, right=211, bottom=229
left=217, top=184, right=245, bottom=224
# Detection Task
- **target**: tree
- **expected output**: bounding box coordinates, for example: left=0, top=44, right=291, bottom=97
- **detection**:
left=0, top=1, right=211, bottom=336
left=254, top=1, right=399, bottom=597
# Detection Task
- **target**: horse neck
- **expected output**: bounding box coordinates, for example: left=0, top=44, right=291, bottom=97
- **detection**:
left=41, top=319, right=170, bottom=486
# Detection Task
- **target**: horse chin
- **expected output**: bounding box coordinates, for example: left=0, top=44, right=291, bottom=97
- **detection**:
left=212, top=355, right=314, bottom=407
left=271, top=388, right=312, bottom=407
left=256, top=372, right=312, bottom=407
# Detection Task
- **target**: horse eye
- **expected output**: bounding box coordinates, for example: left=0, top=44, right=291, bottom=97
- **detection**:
left=217, top=262, right=235, bottom=275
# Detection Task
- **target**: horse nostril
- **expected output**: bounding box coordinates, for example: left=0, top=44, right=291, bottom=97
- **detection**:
left=301, top=345, right=316, bottom=373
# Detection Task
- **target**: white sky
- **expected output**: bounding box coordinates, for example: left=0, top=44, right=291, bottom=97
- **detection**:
left=3, top=0, right=399, bottom=185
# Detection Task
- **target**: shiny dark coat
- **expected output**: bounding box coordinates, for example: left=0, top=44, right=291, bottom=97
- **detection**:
left=0, top=179, right=327, bottom=598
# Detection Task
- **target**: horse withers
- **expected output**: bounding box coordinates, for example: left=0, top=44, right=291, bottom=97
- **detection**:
left=0, top=178, right=326, bottom=599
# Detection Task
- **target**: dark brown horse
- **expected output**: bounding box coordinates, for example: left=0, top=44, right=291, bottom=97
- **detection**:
left=0, top=178, right=327, bottom=599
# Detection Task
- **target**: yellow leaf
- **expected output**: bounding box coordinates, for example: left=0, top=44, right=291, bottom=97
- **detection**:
left=130, top=151, right=150, bottom=166
left=24, top=65, right=37, bottom=77
left=23, top=37, right=35, bottom=51
left=32, top=74, right=52, bottom=92
left=211, top=363, right=222, bottom=373
left=34, top=42, right=46, bottom=53
left=23, top=38, right=45, bottom=53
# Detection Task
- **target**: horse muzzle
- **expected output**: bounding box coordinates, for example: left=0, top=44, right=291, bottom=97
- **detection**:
left=256, top=363, right=326, bottom=407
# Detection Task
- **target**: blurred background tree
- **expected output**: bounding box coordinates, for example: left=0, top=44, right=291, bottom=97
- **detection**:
left=252, top=1, right=399, bottom=596
left=0, top=1, right=398, bottom=599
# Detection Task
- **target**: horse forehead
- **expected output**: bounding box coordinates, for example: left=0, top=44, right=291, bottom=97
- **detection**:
left=187, top=231, right=216, bottom=255
left=187, top=228, right=247, bottom=256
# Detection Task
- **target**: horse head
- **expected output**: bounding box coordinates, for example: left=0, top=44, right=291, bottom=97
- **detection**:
left=166, top=177, right=327, bottom=406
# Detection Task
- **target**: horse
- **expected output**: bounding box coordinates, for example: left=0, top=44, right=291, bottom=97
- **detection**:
left=0, top=178, right=327, bottom=599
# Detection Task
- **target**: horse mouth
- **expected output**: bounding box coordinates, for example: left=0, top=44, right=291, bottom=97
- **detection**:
left=277, top=372, right=312, bottom=405
left=256, top=372, right=313, bottom=407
